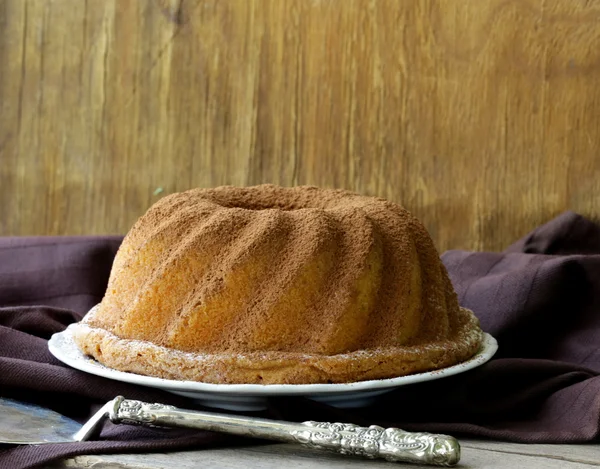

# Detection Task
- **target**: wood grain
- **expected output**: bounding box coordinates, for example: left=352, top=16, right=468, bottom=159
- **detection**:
left=1, top=0, right=600, bottom=251
left=45, top=441, right=600, bottom=469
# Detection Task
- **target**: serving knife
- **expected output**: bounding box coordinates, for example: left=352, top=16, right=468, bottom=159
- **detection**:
left=0, top=396, right=460, bottom=466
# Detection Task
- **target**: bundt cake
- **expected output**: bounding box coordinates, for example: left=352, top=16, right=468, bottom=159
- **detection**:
left=71, top=185, right=483, bottom=384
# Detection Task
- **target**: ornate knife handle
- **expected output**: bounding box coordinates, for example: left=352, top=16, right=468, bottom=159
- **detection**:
left=106, top=396, right=459, bottom=466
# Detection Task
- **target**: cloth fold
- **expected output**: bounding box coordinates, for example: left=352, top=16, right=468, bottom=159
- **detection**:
left=2, top=212, right=600, bottom=468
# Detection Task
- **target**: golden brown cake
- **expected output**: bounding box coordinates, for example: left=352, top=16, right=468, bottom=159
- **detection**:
left=71, top=184, right=483, bottom=384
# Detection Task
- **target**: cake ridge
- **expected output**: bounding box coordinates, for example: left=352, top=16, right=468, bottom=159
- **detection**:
left=103, top=206, right=237, bottom=342
left=167, top=208, right=295, bottom=352
left=230, top=209, right=339, bottom=353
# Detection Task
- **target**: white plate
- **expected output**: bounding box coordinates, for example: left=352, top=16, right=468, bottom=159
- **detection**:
left=49, top=328, right=497, bottom=411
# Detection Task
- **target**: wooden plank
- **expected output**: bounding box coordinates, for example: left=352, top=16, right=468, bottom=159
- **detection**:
left=1, top=0, right=600, bottom=251
left=462, top=440, right=600, bottom=466
left=44, top=441, right=600, bottom=469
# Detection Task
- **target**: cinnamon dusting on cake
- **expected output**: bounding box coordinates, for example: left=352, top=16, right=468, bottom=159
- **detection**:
left=73, top=185, right=484, bottom=384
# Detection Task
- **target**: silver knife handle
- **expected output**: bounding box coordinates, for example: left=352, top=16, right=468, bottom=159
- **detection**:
left=109, top=397, right=460, bottom=466
left=109, top=396, right=177, bottom=426
left=289, top=420, right=460, bottom=466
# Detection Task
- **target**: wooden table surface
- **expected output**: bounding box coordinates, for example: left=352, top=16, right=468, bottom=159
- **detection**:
left=46, top=440, right=600, bottom=469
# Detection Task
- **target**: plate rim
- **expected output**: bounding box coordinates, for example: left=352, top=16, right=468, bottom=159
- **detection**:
left=49, top=328, right=497, bottom=396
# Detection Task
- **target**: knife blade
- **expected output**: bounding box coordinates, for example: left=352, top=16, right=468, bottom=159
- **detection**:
left=0, top=397, right=82, bottom=444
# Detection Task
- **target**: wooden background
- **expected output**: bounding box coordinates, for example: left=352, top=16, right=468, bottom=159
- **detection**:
left=1, top=0, right=599, bottom=252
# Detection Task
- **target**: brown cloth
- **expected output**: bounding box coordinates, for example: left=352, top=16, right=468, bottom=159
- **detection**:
left=1, top=211, right=600, bottom=468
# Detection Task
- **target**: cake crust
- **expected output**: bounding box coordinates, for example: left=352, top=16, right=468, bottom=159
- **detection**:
left=71, top=305, right=482, bottom=384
